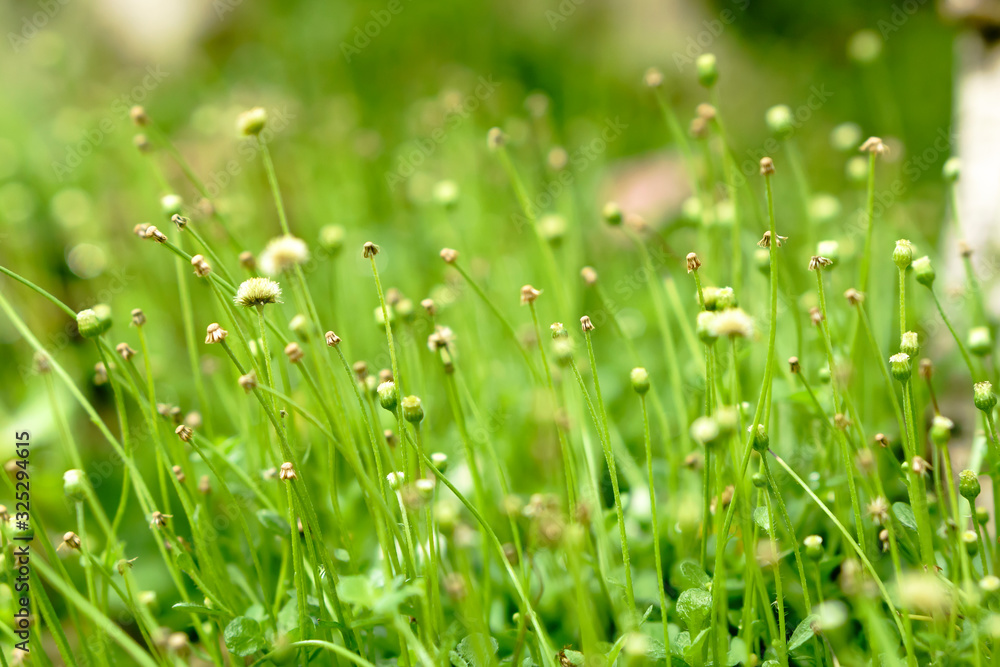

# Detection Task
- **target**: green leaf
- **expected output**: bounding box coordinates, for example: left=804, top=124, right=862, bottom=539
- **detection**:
left=675, top=588, right=712, bottom=633
left=256, top=509, right=290, bottom=535
left=893, top=502, right=917, bottom=532
left=171, top=602, right=226, bottom=618
left=672, top=559, right=710, bottom=591
left=753, top=506, right=771, bottom=534
left=788, top=614, right=819, bottom=651
left=450, top=634, right=499, bottom=667
left=224, top=616, right=266, bottom=657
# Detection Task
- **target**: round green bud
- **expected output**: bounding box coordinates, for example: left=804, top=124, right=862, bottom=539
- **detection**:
left=818, top=367, right=831, bottom=384
left=319, top=225, right=345, bottom=254
left=943, top=157, right=960, bottom=182
left=63, top=469, right=87, bottom=501
left=690, top=416, right=720, bottom=449
left=702, top=287, right=720, bottom=311
left=630, top=367, right=650, bottom=395
left=364, top=376, right=378, bottom=396
left=539, top=214, right=566, bottom=246
left=681, top=197, right=701, bottom=223
left=830, top=122, right=862, bottom=152
left=696, top=311, right=718, bottom=344
left=960, top=470, right=982, bottom=501
left=430, top=452, right=448, bottom=473
left=374, top=305, right=395, bottom=328
left=77, top=306, right=112, bottom=339
left=978, top=507, right=990, bottom=526
left=811, top=195, right=842, bottom=224
left=696, top=53, right=718, bottom=87
left=289, top=314, right=309, bottom=339
left=433, top=179, right=460, bottom=208
left=386, top=471, right=405, bottom=491
left=900, top=331, right=919, bottom=358
left=7, top=517, right=32, bottom=541
left=602, top=201, right=623, bottom=226
left=982, top=575, right=1000, bottom=594
left=845, top=155, right=869, bottom=183
left=401, top=395, right=424, bottom=424
left=236, top=107, right=268, bottom=136
left=377, top=381, right=398, bottom=412
left=889, top=353, right=911, bottom=383
left=975, top=381, right=997, bottom=413
left=161, top=194, right=183, bottom=218
left=751, top=472, right=767, bottom=489
left=929, top=416, right=954, bottom=447
left=552, top=338, right=574, bottom=366
left=816, top=240, right=840, bottom=265
left=964, top=530, right=979, bottom=556
left=847, top=29, right=882, bottom=65
left=396, top=298, right=415, bottom=322
left=765, top=105, right=794, bottom=139
left=749, top=424, right=769, bottom=452
left=912, top=256, right=935, bottom=287
left=803, top=535, right=824, bottom=561
left=754, top=248, right=770, bottom=274
left=893, top=239, right=914, bottom=270
left=969, top=326, right=993, bottom=357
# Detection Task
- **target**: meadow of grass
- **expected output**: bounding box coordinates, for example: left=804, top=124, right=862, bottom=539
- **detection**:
left=0, top=4, right=996, bottom=664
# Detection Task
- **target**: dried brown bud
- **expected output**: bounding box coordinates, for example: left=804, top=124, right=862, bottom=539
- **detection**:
left=279, top=462, right=297, bottom=481
left=875, top=433, right=889, bottom=448
left=440, top=248, right=459, bottom=264
left=116, top=343, right=136, bottom=362
left=238, top=371, right=258, bottom=393
left=172, top=465, right=185, bottom=483
left=421, top=298, right=437, bottom=316
left=581, top=266, right=598, bottom=285
left=788, top=357, right=800, bottom=374
left=580, top=315, right=595, bottom=332
left=686, top=252, right=702, bottom=273
left=145, top=226, right=167, bottom=243
left=205, top=323, right=228, bottom=344
left=859, top=136, right=888, bottom=155
left=198, top=475, right=211, bottom=494
left=363, top=241, right=380, bottom=258
left=130, top=106, right=149, bottom=126
left=959, top=240, right=973, bottom=258
left=239, top=251, right=256, bottom=271
left=353, top=361, right=369, bottom=381
left=131, top=308, right=146, bottom=327
left=150, top=511, right=171, bottom=528
left=844, top=288, right=864, bottom=305
left=520, top=284, right=541, bottom=305
left=919, top=358, right=933, bottom=380
left=61, top=531, right=82, bottom=551
left=809, top=307, right=824, bottom=326
left=284, top=342, right=304, bottom=364
left=174, top=425, right=193, bottom=442
left=759, top=157, right=775, bottom=175
left=133, top=222, right=150, bottom=237
left=325, top=331, right=341, bottom=347
left=808, top=256, right=833, bottom=271
left=171, top=214, right=188, bottom=230
left=190, top=254, right=211, bottom=278
left=757, top=231, right=787, bottom=248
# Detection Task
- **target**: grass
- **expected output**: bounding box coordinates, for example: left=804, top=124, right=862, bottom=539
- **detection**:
left=1, top=45, right=998, bottom=667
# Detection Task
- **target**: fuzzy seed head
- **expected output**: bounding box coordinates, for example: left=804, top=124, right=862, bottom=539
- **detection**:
left=205, top=323, right=228, bottom=344
left=258, top=235, right=309, bottom=275
left=428, top=325, right=455, bottom=353
left=867, top=496, right=889, bottom=525
left=686, top=252, right=701, bottom=273
left=520, top=284, right=541, bottom=305
left=279, top=462, right=296, bottom=481
left=130, top=105, right=149, bottom=126
left=387, top=471, right=405, bottom=491
left=234, top=277, right=282, bottom=308
left=236, top=107, right=268, bottom=136
left=804, top=534, right=824, bottom=560
left=696, top=310, right=718, bottom=343
left=710, top=307, right=754, bottom=339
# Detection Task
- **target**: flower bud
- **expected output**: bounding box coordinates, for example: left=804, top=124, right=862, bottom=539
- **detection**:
left=929, top=416, right=953, bottom=447
left=816, top=240, right=840, bottom=265
left=960, top=470, right=982, bottom=501
left=630, top=367, right=650, bottom=395
left=893, top=239, right=914, bottom=269
left=912, top=256, right=935, bottom=287
left=804, top=535, right=824, bottom=561
left=765, top=105, right=794, bottom=139
left=378, top=381, right=398, bottom=411
left=900, top=331, right=919, bottom=358
left=602, top=201, right=623, bottom=226
left=430, top=452, right=448, bottom=472
left=696, top=53, right=718, bottom=87
left=889, top=353, right=911, bottom=382
left=236, top=107, right=268, bottom=136
left=964, top=530, right=979, bottom=557
left=969, top=326, right=993, bottom=357
left=696, top=311, right=718, bottom=344
left=974, top=381, right=997, bottom=413
left=161, top=194, right=183, bottom=218
left=77, top=306, right=112, bottom=339
left=402, top=395, right=424, bottom=424
left=751, top=472, right=767, bottom=489
left=690, top=416, right=720, bottom=449
left=63, top=469, right=87, bottom=501
left=943, top=157, right=960, bottom=182
left=749, top=424, right=769, bottom=452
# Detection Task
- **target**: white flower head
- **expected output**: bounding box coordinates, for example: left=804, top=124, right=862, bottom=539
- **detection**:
left=259, top=235, right=310, bottom=275
left=234, top=277, right=282, bottom=308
